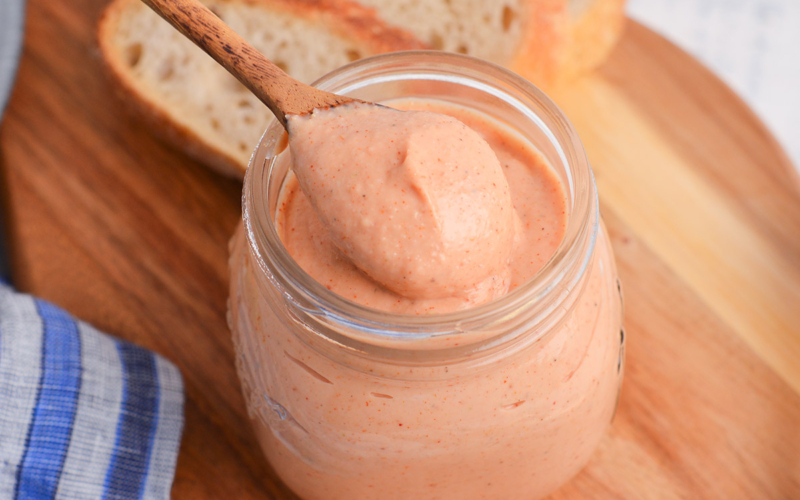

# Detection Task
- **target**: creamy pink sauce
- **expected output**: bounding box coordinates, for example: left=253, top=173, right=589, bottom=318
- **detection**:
left=281, top=100, right=567, bottom=314
left=228, top=99, right=622, bottom=500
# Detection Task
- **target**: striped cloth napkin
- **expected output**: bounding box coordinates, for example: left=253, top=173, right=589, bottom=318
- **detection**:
left=0, top=285, right=184, bottom=499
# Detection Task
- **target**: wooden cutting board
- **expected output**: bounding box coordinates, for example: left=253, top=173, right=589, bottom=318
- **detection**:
left=1, top=0, right=799, bottom=496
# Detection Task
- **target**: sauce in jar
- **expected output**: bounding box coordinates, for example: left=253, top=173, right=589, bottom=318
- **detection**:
left=228, top=52, right=624, bottom=500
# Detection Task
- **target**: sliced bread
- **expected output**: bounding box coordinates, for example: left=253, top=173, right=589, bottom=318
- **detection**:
left=98, top=0, right=425, bottom=178
left=355, top=0, right=570, bottom=87
left=352, top=0, right=625, bottom=86
left=98, top=0, right=625, bottom=179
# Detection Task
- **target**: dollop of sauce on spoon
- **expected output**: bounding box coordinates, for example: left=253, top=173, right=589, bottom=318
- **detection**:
left=287, top=103, right=517, bottom=303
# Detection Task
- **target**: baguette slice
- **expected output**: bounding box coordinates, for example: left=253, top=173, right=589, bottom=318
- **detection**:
left=352, top=0, right=625, bottom=86
left=98, top=0, right=425, bottom=178
left=355, top=0, right=570, bottom=87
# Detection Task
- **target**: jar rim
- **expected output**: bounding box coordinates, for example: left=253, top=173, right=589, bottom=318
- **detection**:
left=243, top=50, right=598, bottom=343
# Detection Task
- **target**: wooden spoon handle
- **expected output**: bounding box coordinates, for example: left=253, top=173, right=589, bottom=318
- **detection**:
left=139, top=0, right=354, bottom=126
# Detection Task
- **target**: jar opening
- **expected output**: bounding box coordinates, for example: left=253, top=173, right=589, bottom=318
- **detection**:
left=243, top=51, right=598, bottom=348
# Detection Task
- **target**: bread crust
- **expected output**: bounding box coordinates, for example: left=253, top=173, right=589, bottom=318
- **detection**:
left=562, top=0, right=627, bottom=82
left=260, top=0, right=427, bottom=53
left=508, top=0, right=571, bottom=90
left=97, top=0, right=425, bottom=179
left=508, top=0, right=626, bottom=89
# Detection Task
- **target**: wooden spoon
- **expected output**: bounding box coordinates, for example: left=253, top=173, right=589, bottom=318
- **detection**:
left=140, top=0, right=358, bottom=127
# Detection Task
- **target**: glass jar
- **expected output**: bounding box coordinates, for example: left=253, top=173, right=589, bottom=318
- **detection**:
left=228, top=51, right=624, bottom=500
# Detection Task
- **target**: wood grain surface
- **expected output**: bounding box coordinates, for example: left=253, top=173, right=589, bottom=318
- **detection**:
left=1, top=0, right=799, bottom=497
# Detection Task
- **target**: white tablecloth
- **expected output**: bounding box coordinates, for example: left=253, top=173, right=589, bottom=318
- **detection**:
left=629, top=0, right=800, bottom=170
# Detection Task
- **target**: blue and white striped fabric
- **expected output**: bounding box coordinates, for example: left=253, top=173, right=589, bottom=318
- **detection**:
left=0, top=285, right=184, bottom=500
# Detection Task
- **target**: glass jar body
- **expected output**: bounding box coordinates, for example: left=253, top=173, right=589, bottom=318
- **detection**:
left=229, top=222, right=622, bottom=500
left=228, top=52, right=624, bottom=500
